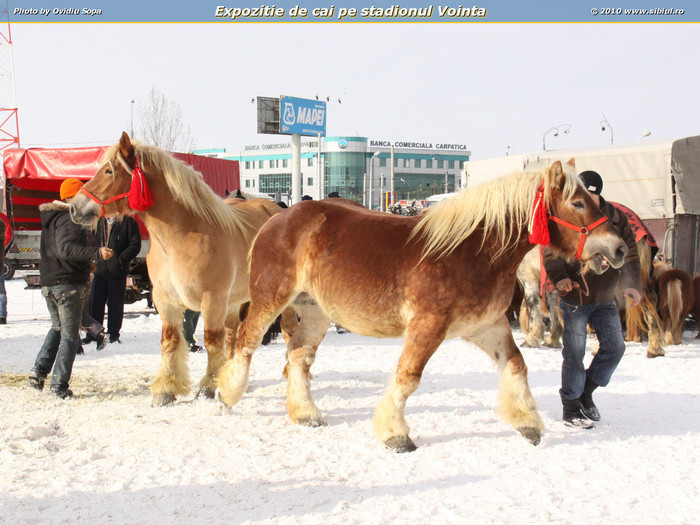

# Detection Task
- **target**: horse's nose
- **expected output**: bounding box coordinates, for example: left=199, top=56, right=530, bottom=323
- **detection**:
left=615, top=243, right=628, bottom=263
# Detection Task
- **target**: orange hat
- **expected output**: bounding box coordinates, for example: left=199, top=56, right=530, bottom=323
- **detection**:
left=60, top=178, right=84, bottom=200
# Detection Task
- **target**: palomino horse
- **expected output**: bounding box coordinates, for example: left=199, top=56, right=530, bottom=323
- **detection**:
left=70, top=132, right=284, bottom=405
left=217, top=161, right=628, bottom=451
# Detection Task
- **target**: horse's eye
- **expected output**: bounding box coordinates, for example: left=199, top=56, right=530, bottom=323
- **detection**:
left=106, top=169, right=113, bottom=175
left=572, top=200, right=585, bottom=210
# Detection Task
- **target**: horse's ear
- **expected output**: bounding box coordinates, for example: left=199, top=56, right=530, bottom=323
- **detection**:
left=119, top=131, right=137, bottom=168
left=547, top=161, right=566, bottom=192
left=566, top=157, right=576, bottom=167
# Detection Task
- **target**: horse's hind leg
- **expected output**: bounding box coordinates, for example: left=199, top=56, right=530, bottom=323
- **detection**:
left=543, top=291, right=562, bottom=348
left=150, top=297, right=190, bottom=406
left=284, top=300, right=331, bottom=426
left=469, top=316, right=543, bottom=445
left=520, top=282, right=545, bottom=348
left=374, top=315, right=445, bottom=453
left=216, top=299, right=289, bottom=408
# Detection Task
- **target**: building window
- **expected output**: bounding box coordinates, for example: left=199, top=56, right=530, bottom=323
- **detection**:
left=258, top=160, right=263, bottom=169
left=394, top=158, right=399, bottom=168
left=426, top=159, right=433, bottom=169
left=284, top=159, right=289, bottom=168
left=245, top=161, right=250, bottom=169
left=448, top=160, right=454, bottom=169
left=379, top=158, right=387, bottom=167
left=245, top=180, right=250, bottom=188
left=415, top=159, right=421, bottom=169
left=437, top=159, right=444, bottom=169
left=252, top=180, right=256, bottom=188
left=307, top=177, right=313, bottom=186
left=307, top=157, right=313, bottom=167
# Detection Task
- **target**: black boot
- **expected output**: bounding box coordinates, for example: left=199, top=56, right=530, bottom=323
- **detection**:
left=580, top=379, right=601, bottom=421
left=562, top=397, right=594, bottom=429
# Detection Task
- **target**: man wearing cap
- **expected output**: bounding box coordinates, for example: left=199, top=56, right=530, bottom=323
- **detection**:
left=542, top=170, right=642, bottom=428
left=27, top=178, right=113, bottom=399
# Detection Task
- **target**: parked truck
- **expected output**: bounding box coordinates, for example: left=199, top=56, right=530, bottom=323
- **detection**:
left=2, top=145, right=240, bottom=303
left=462, top=136, right=700, bottom=276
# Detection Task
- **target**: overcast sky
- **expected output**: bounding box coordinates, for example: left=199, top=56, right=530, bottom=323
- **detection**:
left=9, top=23, right=699, bottom=159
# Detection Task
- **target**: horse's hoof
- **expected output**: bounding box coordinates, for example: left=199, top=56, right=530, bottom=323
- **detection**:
left=544, top=341, right=562, bottom=349
left=646, top=351, right=665, bottom=359
left=384, top=436, right=417, bottom=453
left=196, top=386, right=216, bottom=399
left=518, top=427, right=541, bottom=446
left=520, top=340, right=539, bottom=349
left=151, top=393, right=176, bottom=407
left=297, top=417, right=327, bottom=428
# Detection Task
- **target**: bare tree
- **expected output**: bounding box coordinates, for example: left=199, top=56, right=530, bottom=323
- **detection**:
left=136, top=88, right=196, bottom=152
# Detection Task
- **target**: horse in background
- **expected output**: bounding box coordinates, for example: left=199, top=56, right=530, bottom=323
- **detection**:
left=653, top=261, right=695, bottom=345
left=217, top=161, right=628, bottom=452
left=517, top=247, right=562, bottom=348
left=70, top=132, right=285, bottom=405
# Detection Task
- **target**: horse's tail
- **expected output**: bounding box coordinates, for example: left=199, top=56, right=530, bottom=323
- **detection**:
left=666, top=278, right=683, bottom=334
left=638, top=238, right=652, bottom=286
left=625, top=299, right=647, bottom=341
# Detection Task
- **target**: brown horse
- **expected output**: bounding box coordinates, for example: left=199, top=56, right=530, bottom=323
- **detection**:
left=70, top=132, right=284, bottom=405
left=217, top=161, right=628, bottom=451
left=653, top=262, right=695, bottom=345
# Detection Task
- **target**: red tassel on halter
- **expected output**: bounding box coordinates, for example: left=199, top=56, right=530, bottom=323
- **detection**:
left=528, top=182, right=550, bottom=245
left=128, top=158, right=154, bottom=211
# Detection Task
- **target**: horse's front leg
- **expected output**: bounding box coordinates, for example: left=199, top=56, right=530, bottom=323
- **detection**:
left=150, top=296, right=189, bottom=406
left=196, top=295, right=229, bottom=399
left=469, top=316, right=544, bottom=445
left=373, top=314, right=446, bottom=453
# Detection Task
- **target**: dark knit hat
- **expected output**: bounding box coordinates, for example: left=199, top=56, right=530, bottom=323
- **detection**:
left=579, top=170, right=603, bottom=195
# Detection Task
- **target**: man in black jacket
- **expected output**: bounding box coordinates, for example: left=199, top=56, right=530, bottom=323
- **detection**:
left=28, top=178, right=113, bottom=398
left=88, top=214, right=141, bottom=344
left=543, top=170, right=642, bottom=428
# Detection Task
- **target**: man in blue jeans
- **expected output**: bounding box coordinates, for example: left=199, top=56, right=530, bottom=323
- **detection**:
left=28, top=178, right=113, bottom=398
left=543, top=170, right=642, bottom=428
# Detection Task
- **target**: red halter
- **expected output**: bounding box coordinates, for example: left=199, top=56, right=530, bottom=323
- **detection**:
left=549, top=214, right=609, bottom=260
left=79, top=186, right=129, bottom=218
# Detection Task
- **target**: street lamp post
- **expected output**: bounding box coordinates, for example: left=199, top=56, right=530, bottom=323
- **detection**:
left=130, top=99, right=135, bottom=137
left=368, top=151, right=380, bottom=210
left=601, top=115, right=613, bottom=145
left=542, top=124, right=571, bottom=150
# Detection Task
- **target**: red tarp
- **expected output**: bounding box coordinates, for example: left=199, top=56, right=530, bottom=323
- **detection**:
left=2, top=146, right=240, bottom=231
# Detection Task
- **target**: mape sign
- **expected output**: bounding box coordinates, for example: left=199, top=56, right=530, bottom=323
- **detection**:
left=280, top=96, right=327, bottom=137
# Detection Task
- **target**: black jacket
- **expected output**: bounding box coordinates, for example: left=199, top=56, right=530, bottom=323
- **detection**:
left=39, top=201, right=99, bottom=286
left=542, top=196, right=642, bottom=305
left=94, top=215, right=142, bottom=279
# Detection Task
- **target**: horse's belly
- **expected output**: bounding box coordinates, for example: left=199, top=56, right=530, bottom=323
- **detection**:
left=312, top=293, right=406, bottom=338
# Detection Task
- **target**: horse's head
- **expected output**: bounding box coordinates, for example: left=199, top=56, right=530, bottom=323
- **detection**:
left=545, top=161, right=627, bottom=274
left=70, top=132, right=137, bottom=228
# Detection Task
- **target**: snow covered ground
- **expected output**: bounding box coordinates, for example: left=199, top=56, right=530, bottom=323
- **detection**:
left=1, top=274, right=699, bottom=524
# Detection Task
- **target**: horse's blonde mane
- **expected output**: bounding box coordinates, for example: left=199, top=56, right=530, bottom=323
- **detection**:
left=103, top=141, right=251, bottom=239
left=412, top=164, right=580, bottom=260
